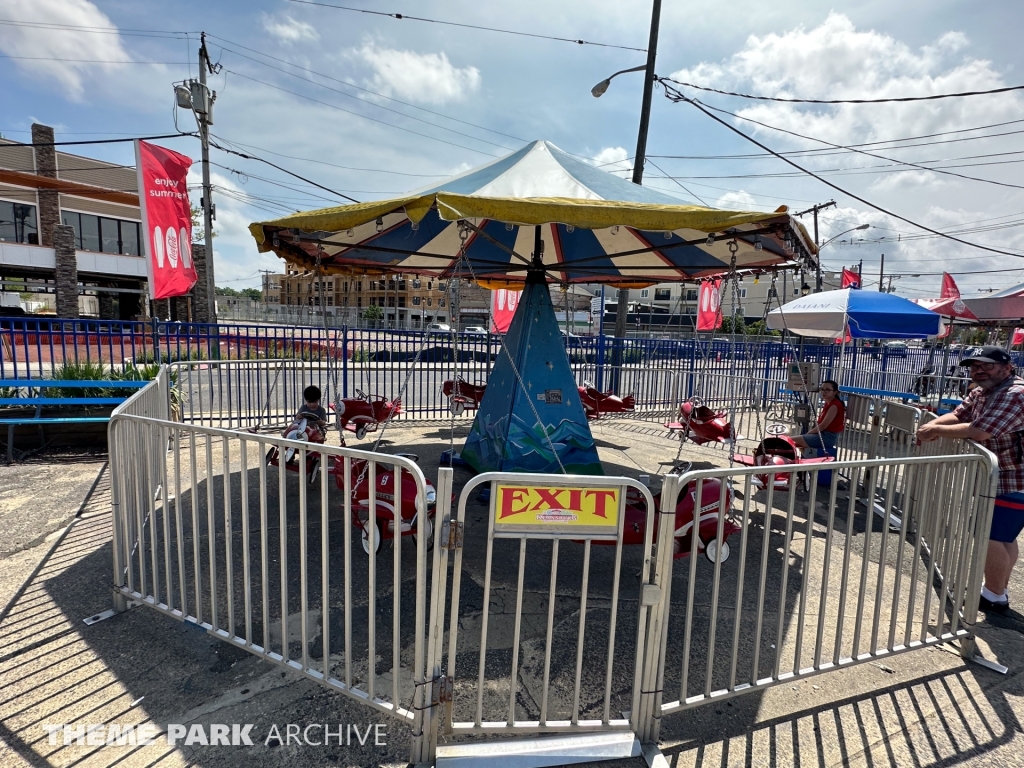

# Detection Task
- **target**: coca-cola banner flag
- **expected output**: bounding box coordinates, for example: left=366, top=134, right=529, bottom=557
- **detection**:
left=135, top=140, right=197, bottom=300
left=841, top=267, right=862, bottom=289
left=941, top=272, right=961, bottom=299
left=491, top=288, right=520, bottom=333
left=1013, top=328, right=1024, bottom=347
left=696, top=279, right=723, bottom=331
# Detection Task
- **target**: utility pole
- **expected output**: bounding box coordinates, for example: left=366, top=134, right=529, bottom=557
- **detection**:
left=198, top=33, right=217, bottom=321
left=878, top=253, right=884, bottom=292
left=795, top=200, right=836, bottom=292
left=858, top=259, right=863, bottom=288
left=609, top=0, right=661, bottom=390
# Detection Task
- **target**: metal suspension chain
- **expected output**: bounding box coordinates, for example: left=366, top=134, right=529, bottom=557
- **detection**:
left=445, top=225, right=469, bottom=467
left=725, top=240, right=740, bottom=466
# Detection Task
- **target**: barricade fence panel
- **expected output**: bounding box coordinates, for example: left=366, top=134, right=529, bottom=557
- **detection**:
left=423, top=472, right=659, bottom=753
left=647, top=449, right=997, bottom=733
left=109, top=407, right=435, bottom=734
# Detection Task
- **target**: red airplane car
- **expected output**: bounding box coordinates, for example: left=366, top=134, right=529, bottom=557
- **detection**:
left=338, top=454, right=438, bottom=554
left=666, top=399, right=735, bottom=445
left=578, top=385, right=636, bottom=420
left=334, top=389, right=402, bottom=440
left=595, top=470, right=739, bottom=562
left=265, top=416, right=328, bottom=482
left=442, top=377, right=487, bottom=416
left=733, top=427, right=834, bottom=492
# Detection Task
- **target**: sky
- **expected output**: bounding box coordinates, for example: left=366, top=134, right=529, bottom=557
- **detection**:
left=3, top=0, right=1024, bottom=300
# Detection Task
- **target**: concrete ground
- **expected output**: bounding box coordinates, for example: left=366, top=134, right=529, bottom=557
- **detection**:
left=1, top=423, right=1023, bottom=768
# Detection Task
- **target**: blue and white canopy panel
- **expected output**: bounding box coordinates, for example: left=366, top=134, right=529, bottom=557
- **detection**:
left=767, top=288, right=942, bottom=339
left=251, top=141, right=816, bottom=286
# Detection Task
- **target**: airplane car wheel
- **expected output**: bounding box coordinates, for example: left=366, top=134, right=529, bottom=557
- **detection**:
left=355, top=424, right=368, bottom=440
left=412, top=515, right=434, bottom=550
left=309, top=458, right=321, bottom=485
left=361, top=519, right=382, bottom=554
left=450, top=400, right=465, bottom=417
left=705, top=539, right=730, bottom=564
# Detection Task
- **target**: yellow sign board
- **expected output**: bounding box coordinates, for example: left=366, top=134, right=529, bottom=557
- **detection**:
left=493, top=484, right=620, bottom=532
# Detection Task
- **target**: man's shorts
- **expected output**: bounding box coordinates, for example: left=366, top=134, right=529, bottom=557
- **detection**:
left=990, top=492, right=1024, bottom=543
left=800, top=430, right=838, bottom=453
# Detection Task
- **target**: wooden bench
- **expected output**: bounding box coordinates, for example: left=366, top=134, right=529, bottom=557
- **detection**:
left=0, top=379, right=149, bottom=462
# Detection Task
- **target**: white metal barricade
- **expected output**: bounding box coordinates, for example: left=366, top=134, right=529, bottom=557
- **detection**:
left=108, top=376, right=438, bottom=763
left=421, top=472, right=661, bottom=762
left=645, top=449, right=998, bottom=741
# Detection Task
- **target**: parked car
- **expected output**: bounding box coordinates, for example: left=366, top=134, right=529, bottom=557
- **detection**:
left=463, top=326, right=489, bottom=335
left=426, top=323, right=452, bottom=333
left=883, top=341, right=909, bottom=358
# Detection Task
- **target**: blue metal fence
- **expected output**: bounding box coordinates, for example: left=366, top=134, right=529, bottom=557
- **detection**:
left=3, top=317, right=1019, bottom=419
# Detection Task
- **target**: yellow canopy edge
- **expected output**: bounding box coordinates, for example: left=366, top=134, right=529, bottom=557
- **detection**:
left=250, top=192, right=816, bottom=253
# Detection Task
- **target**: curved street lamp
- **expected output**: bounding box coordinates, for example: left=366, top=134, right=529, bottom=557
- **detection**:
left=816, top=224, right=870, bottom=290
left=590, top=65, right=648, bottom=98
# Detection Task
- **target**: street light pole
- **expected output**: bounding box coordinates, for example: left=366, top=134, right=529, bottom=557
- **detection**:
left=610, top=0, right=662, bottom=386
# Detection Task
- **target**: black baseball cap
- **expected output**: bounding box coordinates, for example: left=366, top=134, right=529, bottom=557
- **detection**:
left=960, top=346, right=1013, bottom=366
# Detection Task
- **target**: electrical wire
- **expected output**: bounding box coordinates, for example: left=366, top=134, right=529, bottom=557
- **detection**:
left=0, top=18, right=195, bottom=39
left=659, top=76, right=1024, bottom=103
left=667, top=92, right=1024, bottom=260
left=286, top=0, right=646, bottom=52
left=677, top=97, right=1024, bottom=192
left=644, top=158, right=711, bottom=206
left=207, top=141, right=359, bottom=203
left=206, top=35, right=527, bottom=146
left=649, top=119, right=1024, bottom=160
left=222, top=69, right=500, bottom=158
left=206, top=136, right=446, bottom=177
left=9, top=132, right=196, bottom=147
left=0, top=54, right=189, bottom=64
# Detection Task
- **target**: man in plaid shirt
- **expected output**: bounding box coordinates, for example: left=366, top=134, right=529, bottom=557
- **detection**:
left=918, top=346, right=1024, bottom=612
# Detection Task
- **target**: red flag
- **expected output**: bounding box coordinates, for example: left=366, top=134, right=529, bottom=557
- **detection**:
left=490, top=288, right=520, bottom=333
left=841, top=268, right=862, bottom=289
left=696, top=279, right=723, bottom=331
left=1013, top=328, right=1024, bottom=346
left=135, top=140, right=197, bottom=300
left=940, top=272, right=960, bottom=299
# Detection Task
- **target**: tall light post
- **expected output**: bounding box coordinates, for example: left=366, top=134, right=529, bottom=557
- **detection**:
left=592, top=0, right=662, bottom=390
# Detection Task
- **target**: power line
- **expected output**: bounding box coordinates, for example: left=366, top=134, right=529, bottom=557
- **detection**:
left=665, top=91, right=1024, bottom=261
left=644, top=158, right=710, bottom=206
left=222, top=69, right=500, bottom=158
left=207, top=140, right=359, bottom=203
left=0, top=18, right=194, bottom=39
left=0, top=54, right=189, bottom=64
left=649, top=119, right=1024, bottom=160
left=206, top=34, right=528, bottom=145
left=287, top=0, right=646, bottom=52
left=686, top=99, right=1024, bottom=191
left=659, top=76, right=1024, bottom=104
left=8, top=132, right=195, bottom=147
left=208, top=135, right=446, bottom=177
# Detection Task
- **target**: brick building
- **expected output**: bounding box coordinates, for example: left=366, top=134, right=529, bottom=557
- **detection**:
left=0, top=123, right=210, bottom=321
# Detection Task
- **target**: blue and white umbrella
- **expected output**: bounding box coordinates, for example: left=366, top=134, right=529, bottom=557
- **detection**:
left=250, top=140, right=816, bottom=286
left=767, top=288, right=942, bottom=339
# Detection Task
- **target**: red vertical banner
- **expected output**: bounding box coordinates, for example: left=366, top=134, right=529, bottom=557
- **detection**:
left=940, top=272, right=960, bottom=299
left=696, top=279, right=722, bottom=331
left=490, top=288, right=520, bottom=333
left=841, top=268, right=862, bottom=289
left=1013, top=328, right=1024, bottom=346
left=135, top=140, right=197, bottom=300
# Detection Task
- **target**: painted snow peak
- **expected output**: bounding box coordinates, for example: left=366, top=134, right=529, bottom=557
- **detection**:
left=462, top=410, right=602, bottom=476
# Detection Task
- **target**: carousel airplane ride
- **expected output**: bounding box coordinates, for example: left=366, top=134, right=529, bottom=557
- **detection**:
left=249, top=140, right=817, bottom=558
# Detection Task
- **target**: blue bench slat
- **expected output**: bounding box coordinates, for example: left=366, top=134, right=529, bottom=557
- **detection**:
left=0, top=398, right=129, bottom=405
left=0, top=417, right=112, bottom=425
left=0, top=380, right=149, bottom=388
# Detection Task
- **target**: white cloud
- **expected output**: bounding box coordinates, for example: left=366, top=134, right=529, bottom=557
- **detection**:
left=714, top=190, right=758, bottom=210
left=669, top=12, right=1024, bottom=165
left=0, top=0, right=135, bottom=100
left=591, top=146, right=631, bottom=177
left=355, top=44, right=481, bottom=105
left=260, top=14, right=319, bottom=45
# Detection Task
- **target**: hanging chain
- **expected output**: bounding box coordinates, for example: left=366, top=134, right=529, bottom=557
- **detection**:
left=445, top=223, right=470, bottom=466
